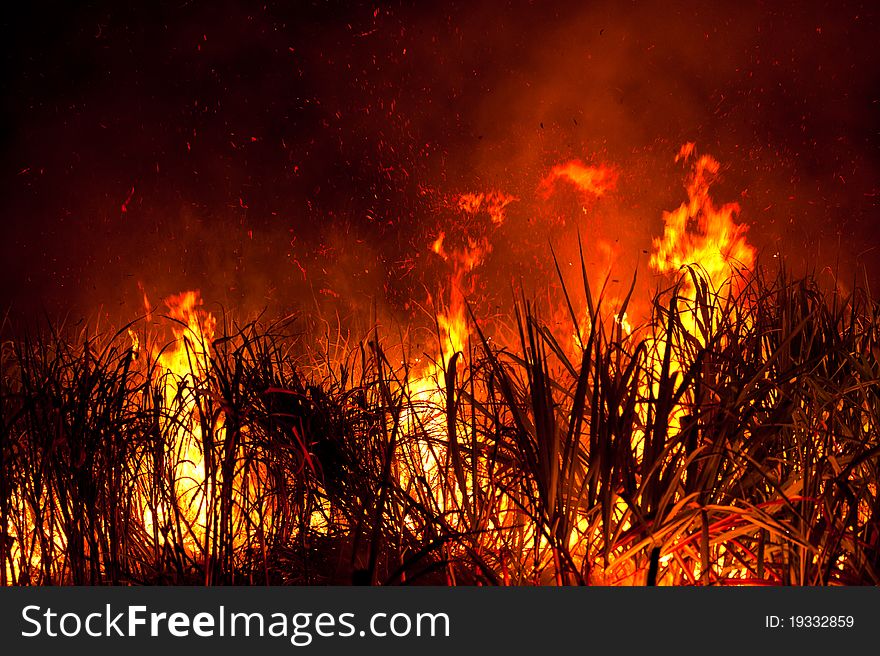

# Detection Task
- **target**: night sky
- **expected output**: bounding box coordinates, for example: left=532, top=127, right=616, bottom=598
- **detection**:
left=2, top=0, right=878, bottom=324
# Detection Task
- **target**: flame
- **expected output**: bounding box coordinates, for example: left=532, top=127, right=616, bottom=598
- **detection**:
left=539, top=160, right=618, bottom=199
left=399, top=191, right=517, bottom=519
left=457, top=191, right=518, bottom=225
left=408, top=149, right=759, bottom=583
left=5, top=144, right=776, bottom=586
left=650, top=143, right=755, bottom=291
left=127, top=328, right=140, bottom=358
left=430, top=190, right=516, bottom=362
left=624, top=145, right=757, bottom=584
left=143, top=291, right=217, bottom=553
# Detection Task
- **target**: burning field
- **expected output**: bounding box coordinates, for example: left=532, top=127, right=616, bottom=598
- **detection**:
left=1, top=1, right=879, bottom=585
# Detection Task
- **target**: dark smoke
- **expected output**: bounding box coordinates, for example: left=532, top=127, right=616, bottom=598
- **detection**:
left=2, top=0, right=878, bottom=324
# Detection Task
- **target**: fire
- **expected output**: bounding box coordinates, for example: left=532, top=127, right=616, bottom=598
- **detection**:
left=429, top=232, right=480, bottom=363
left=4, top=143, right=800, bottom=587
left=632, top=145, right=757, bottom=584
left=650, top=143, right=755, bottom=292
left=127, top=328, right=140, bottom=358
left=6, top=0, right=876, bottom=590
left=539, top=160, right=618, bottom=199
left=457, top=191, right=518, bottom=226
left=405, top=148, right=760, bottom=583
left=158, top=291, right=216, bottom=377
left=400, top=191, right=517, bottom=508
left=431, top=190, right=516, bottom=364
left=142, top=291, right=217, bottom=554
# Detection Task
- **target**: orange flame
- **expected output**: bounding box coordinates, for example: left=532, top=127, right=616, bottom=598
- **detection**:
left=143, top=291, right=217, bottom=553
left=650, top=143, right=755, bottom=289
left=457, top=190, right=518, bottom=225
left=539, top=160, right=618, bottom=199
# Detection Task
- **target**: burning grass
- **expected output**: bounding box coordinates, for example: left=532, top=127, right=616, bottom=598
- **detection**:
left=1, top=264, right=879, bottom=585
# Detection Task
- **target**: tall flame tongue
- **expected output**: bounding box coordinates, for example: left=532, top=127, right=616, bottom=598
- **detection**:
left=643, top=144, right=757, bottom=395
left=144, top=290, right=217, bottom=554
left=399, top=191, right=516, bottom=517
left=650, top=143, right=755, bottom=292
left=430, top=190, right=518, bottom=372
left=429, top=231, right=479, bottom=366
left=629, top=145, right=757, bottom=584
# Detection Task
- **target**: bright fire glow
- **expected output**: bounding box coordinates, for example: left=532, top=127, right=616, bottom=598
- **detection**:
left=650, top=143, right=755, bottom=291
left=539, top=160, right=618, bottom=199
left=3, top=145, right=787, bottom=587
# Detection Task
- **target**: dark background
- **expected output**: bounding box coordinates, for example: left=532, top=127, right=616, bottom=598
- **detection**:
left=2, top=0, right=878, bottom=323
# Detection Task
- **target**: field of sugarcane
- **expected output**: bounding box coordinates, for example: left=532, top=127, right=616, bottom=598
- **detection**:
left=1, top=263, right=879, bottom=586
